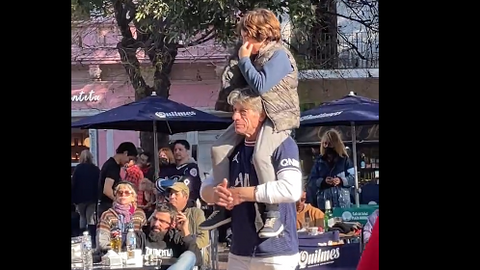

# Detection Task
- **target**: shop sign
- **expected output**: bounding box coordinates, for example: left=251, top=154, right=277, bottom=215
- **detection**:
left=333, top=205, right=378, bottom=225
left=71, top=90, right=101, bottom=102
left=297, top=243, right=361, bottom=269
left=155, top=111, right=196, bottom=118
left=298, top=246, right=341, bottom=269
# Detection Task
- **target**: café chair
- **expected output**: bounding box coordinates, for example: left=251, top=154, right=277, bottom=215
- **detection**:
left=206, top=229, right=219, bottom=270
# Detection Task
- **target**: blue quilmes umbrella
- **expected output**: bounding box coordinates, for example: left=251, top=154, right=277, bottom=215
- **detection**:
left=72, top=92, right=231, bottom=180
left=300, top=92, right=379, bottom=207
left=300, top=92, right=378, bottom=127
left=71, top=93, right=232, bottom=133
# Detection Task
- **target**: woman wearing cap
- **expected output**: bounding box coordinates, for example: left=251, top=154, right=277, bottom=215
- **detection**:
left=97, top=181, right=147, bottom=250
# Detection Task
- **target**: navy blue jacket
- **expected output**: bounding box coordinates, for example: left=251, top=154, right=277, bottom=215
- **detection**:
left=307, top=155, right=355, bottom=209
left=72, top=163, right=100, bottom=204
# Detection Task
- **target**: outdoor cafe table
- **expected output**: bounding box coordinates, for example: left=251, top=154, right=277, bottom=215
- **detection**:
left=297, top=231, right=361, bottom=270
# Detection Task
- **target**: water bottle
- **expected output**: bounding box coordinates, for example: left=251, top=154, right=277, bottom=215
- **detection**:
left=126, top=228, right=136, bottom=259
left=323, top=200, right=334, bottom=231
left=81, top=231, right=93, bottom=270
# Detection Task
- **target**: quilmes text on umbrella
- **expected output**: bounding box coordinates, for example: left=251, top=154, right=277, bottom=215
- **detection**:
left=300, top=111, right=343, bottom=121
left=71, top=90, right=101, bottom=102
left=155, top=111, right=197, bottom=118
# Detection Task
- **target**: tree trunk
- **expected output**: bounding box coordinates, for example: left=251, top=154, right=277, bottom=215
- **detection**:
left=117, top=34, right=178, bottom=155
left=137, top=54, right=176, bottom=156
left=113, top=1, right=181, bottom=156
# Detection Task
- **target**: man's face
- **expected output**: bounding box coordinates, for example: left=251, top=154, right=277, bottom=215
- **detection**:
left=232, top=102, right=265, bottom=136
left=119, top=151, right=136, bottom=166
left=150, top=211, right=173, bottom=233
left=173, top=144, right=188, bottom=163
left=296, top=192, right=307, bottom=211
left=138, top=154, right=150, bottom=168
left=169, top=190, right=188, bottom=210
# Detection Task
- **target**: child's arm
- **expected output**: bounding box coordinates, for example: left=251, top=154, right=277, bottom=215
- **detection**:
left=238, top=50, right=293, bottom=95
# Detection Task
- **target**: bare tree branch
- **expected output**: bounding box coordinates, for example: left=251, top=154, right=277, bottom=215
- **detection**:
left=181, top=29, right=217, bottom=48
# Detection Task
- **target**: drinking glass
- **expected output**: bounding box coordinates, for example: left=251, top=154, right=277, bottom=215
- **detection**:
left=110, top=236, right=122, bottom=253
left=303, top=216, right=311, bottom=229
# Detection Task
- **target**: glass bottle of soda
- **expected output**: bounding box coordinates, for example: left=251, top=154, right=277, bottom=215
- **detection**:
left=324, top=200, right=333, bottom=231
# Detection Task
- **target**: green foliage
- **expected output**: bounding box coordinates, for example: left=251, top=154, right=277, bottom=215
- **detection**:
left=74, top=0, right=318, bottom=46
left=72, top=0, right=105, bottom=20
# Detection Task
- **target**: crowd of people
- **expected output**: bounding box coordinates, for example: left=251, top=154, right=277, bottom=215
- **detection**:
left=71, top=7, right=378, bottom=270
left=71, top=140, right=208, bottom=269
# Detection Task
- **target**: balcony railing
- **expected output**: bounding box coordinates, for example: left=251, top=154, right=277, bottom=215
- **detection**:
left=293, top=31, right=378, bottom=69
left=71, top=24, right=228, bottom=63
left=72, top=21, right=378, bottom=69
left=72, top=44, right=228, bottom=63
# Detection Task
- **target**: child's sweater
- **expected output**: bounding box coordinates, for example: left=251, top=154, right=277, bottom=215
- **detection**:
left=215, top=41, right=300, bottom=131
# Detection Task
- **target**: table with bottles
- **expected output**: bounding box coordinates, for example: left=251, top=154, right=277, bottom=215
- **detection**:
left=298, top=200, right=361, bottom=270
left=72, top=231, right=175, bottom=270
left=298, top=233, right=360, bottom=270
left=72, top=263, right=174, bottom=270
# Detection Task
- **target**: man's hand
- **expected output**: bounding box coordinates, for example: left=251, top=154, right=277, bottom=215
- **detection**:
left=226, top=188, right=245, bottom=209
left=238, top=41, right=253, bottom=59
left=214, top=179, right=233, bottom=207
left=332, top=177, right=341, bottom=186
left=176, top=212, right=190, bottom=236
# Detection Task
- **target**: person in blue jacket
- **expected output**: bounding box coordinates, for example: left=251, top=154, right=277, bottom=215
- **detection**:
left=306, top=129, right=355, bottom=211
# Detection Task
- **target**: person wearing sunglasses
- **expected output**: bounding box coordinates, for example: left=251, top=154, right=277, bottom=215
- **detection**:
left=140, top=202, right=202, bottom=270
left=306, top=129, right=355, bottom=211
left=97, top=181, right=147, bottom=250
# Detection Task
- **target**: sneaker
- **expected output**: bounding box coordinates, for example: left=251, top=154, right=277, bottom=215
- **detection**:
left=258, top=211, right=284, bottom=238
left=199, top=207, right=231, bottom=230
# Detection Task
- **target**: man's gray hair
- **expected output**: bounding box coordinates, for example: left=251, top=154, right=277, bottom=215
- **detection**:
left=227, top=89, right=263, bottom=113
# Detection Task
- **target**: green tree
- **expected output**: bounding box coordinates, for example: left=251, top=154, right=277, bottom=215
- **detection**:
left=72, top=0, right=309, bottom=153
left=72, top=0, right=378, bottom=154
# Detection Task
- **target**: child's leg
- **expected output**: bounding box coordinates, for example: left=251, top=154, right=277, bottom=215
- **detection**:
left=253, top=119, right=291, bottom=238
left=253, top=119, right=290, bottom=185
left=200, top=123, right=242, bottom=230
left=211, top=122, right=243, bottom=186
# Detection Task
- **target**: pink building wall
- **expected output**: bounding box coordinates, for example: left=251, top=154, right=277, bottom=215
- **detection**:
left=72, top=81, right=140, bottom=166
left=96, top=130, right=141, bottom=166
left=71, top=21, right=227, bottom=65
left=71, top=67, right=223, bottom=166
left=72, top=21, right=226, bottom=166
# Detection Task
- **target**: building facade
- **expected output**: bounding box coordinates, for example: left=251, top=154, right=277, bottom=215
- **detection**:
left=71, top=20, right=229, bottom=176
left=71, top=16, right=379, bottom=177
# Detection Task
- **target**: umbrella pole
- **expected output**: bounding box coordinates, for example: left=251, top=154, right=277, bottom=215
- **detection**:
left=351, top=122, right=360, bottom=207
left=153, top=120, right=160, bottom=180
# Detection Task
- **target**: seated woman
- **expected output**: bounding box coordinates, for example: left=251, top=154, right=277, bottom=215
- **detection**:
left=97, top=181, right=147, bottom=250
